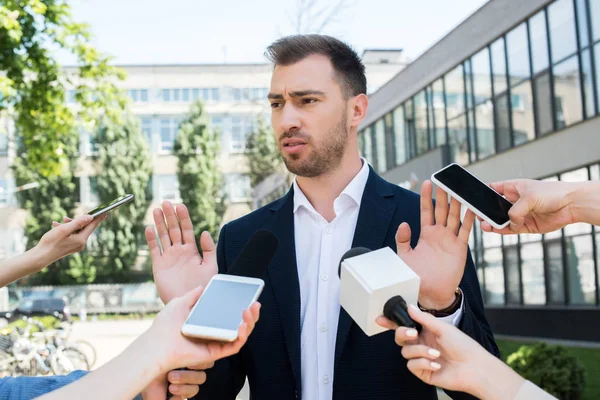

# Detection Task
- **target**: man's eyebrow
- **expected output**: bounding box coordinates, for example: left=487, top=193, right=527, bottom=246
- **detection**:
left=267, top=90, right=325, bottom=99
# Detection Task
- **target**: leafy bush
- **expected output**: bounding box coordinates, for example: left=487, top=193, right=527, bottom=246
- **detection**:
left=507, top=342, right=586, bottom=400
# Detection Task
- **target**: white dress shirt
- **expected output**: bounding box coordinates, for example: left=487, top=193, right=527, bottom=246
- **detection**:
left=293, top=159, right=463, bottom=400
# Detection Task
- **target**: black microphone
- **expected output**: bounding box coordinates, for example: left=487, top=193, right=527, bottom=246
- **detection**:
left=227, top=229, right=279, bottom=278
left=168, top=229, right=279, bottom=398
left=338, top=248, right=422, bottom=333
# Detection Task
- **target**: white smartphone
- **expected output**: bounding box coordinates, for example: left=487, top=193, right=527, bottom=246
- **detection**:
left=431, top=163, right=513, bottom=230
left=181, top=274, right=265, bottom=342
left=87, top=194, right=134, bottom=218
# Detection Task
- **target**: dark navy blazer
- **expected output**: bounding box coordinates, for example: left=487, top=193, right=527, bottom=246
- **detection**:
left=196, top=167, right=499, bottom=400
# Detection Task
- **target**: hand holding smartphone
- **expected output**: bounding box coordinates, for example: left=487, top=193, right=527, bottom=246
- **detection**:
left=181, top=274, right=264, bottom=342
left=431, top=163, right=513, bottom=230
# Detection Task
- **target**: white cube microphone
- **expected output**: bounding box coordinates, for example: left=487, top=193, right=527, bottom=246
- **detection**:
left=338, top=247, right=421, bottom=337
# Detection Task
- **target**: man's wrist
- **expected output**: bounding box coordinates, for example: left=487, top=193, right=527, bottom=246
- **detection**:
left=418, top=289, right=461, bottom=314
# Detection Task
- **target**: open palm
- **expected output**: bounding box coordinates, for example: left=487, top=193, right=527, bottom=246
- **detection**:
left=145, top=201, right=218, bottom=304
left=396, top=181, right=475, bottom=310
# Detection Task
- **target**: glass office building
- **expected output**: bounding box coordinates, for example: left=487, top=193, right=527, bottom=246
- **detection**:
left=360, top=0, right=600, bottom=341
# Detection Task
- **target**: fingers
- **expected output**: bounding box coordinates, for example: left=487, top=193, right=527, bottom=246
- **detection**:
left=395, top=222, right=412, bottom=255
left=394, top=326, right=419, bottom=347
left=200, top=231, right=216, bottom=265
left=375, top=316, right=398, bottom=330
left=401, top=344, right=441, bottom=361
left=168, top=382, right=201, bottom=399
left=187, top=361, right=215, bottom=371
left=163, top=201, right=183, bottom=245
left=145, top=226, right=161, bottom=260
left=249, top=302, right=261, bottom=324
left=446, top=198, right=462, bottom=234
left=406, top=358, right=441, bottom=375
left=63, top=214, right=94, bottom=234
left=168, top=369, right=207, bottom=385
left=153, top=207, right=171, bottom=251
left=420, top=180, right=435, bottom=228
left=407, top=304, right=445, bottom=336
left=434, top=187, right=449, bottom=227
left=63, top=217, right=74, bottom=223
left=176, top=204, right=196, bottom=245
left=78, top=214, right=107, bottom=237
left=458, top=210, right=476, bottom=243
left=480, top=220, right=514, bottom=235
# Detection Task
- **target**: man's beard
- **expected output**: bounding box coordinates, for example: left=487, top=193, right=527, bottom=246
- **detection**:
left=279, top=109, right=348, bottom=178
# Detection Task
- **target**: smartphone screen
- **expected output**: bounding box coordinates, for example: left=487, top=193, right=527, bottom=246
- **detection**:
left=185, top=279, right=261, bottom=330
left=433, top=164, right=513, bottom=226
left=87, top=194, right=133, bottom=218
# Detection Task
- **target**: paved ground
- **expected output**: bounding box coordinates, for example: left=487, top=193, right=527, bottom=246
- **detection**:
left=70, top=319, right=449, bottom=400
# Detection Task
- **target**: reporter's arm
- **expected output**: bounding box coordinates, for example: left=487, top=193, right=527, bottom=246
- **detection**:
left=397, top=305, right=557, bottom=400
left=0, top=214, right=104, bottom=287
left=37, top=286, right=259, bottom=400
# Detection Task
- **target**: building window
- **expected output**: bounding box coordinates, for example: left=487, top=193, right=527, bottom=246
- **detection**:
left=226, top=174, right=251, bottom=202
left=0, top=179, right=9, bottom=206
left=413, top=90, right=429, bottom=156
left=510, top=81, right=535, bottom=146
left=393, top=105, right=407, bottom=165
left=384, top=113, right=395, bottom=171
left=503, top=237, right=521, bottom=305
left=448, top=114, right=469, bottom=165
left=553, top=56, right=583, bottom=129
left=432, top=78, right=446, bottom=146
left=374, top=119, right=386, bottom=173
left=162, top=89, right=171, bottom=102
left=155, top=174, right=180, bottom=202
left=160, top=118, right=181, bottom=152
left=548, top=0, right=578, bottom=63
left=530, top=10, right=550, bottom=74
left=141, top=117, right=153, bottom=150
left=520, top=236, right=546, bottom=305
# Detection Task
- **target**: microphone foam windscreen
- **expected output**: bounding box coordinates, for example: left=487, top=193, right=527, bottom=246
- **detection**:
left=338, top=247, right=372, bottom=278
left=227, top=229, right=279, bottom=279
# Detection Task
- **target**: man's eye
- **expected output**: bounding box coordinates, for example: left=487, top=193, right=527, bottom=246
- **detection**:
left=270, top=102, right=281, bottom=108
left=302, top=98, right=317, bottom=104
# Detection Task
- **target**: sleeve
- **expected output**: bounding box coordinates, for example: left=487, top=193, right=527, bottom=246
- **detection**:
left=0, top=371, right=145, bottom=400
left=192, top=223, right=247, bottom=400
left=514, top=381, right=558, bottom=400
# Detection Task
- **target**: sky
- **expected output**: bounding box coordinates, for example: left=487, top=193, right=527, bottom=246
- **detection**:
left=60, top=0, right=489, bottom=66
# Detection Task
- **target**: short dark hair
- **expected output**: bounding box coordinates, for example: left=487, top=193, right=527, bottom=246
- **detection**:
left=265, top=34, right=367, bottom=99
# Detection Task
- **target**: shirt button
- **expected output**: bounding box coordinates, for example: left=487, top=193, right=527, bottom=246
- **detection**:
left=320, top=324, right=328, bottom=332
left=323, top=375, right=330, bottom=384
left=321, top=273, right=328, bottom=281
left=325, top=226, right=332, bottom=234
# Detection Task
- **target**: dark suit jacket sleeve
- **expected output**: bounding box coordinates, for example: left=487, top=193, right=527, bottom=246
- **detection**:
left=445, top=249, right=500, bottom=400
left=193, top=223, right=247, bottom=400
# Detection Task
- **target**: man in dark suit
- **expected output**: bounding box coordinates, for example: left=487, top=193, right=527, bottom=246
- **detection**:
left=147, top=34, right=499, bottom=400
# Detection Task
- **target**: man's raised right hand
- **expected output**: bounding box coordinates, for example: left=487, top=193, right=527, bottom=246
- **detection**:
left=145, top=201, right=218, bottom=304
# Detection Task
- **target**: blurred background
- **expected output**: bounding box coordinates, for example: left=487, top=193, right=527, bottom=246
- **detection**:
left=1, top=0, right=599, bottom=398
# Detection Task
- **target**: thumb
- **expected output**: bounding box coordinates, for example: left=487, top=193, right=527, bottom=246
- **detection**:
left=508, top=195, right=535, bottom=232
left=61, top=214, right=94, bottom=234
left=200, top=231, right=217, bottom=265
left=407, top=304, right=445, bottom=336
left=395, top=222, right=413, bottom=255
left=182, top=285, right=205, bottom=308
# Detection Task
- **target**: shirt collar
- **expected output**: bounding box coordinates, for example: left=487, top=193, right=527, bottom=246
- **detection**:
left=293, top=157, right=370, bottom=215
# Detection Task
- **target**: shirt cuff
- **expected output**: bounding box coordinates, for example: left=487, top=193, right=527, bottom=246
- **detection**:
left=435, top=288, right=464, bottom=326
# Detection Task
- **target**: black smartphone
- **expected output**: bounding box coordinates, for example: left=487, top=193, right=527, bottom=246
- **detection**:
left=431, top=163, right=513, bottom=230
left=87, top=194, right=134, bottom=218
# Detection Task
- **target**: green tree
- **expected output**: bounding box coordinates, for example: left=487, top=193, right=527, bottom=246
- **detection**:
left=94, top=117, right=153, bottom=283
left=245, top=116, right=280, bottom=187
left=174, top=101, right=226, bottom=241
left=1, top=0, right=130, bottom=284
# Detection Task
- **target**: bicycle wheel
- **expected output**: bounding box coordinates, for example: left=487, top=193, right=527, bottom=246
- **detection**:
left=71, top=340, right=97, bottom=368
left=50, top=347, right=89, bottom=375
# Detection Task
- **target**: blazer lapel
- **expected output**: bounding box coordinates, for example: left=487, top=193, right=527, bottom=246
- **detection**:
left=264, top=188, right=302, bottom=390
left=334, top=168, right=398, bottom=364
